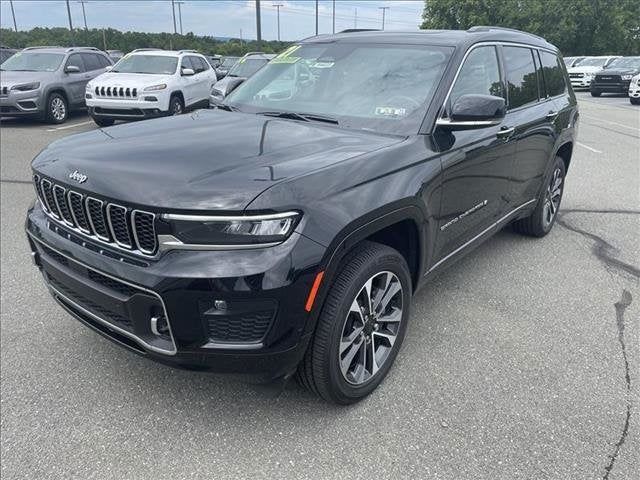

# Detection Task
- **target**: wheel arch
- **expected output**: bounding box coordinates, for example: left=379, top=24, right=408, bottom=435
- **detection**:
left=555, top=141, right=573, bottom=173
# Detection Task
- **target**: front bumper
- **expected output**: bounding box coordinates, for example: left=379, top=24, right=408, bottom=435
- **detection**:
left=628, top=85, right=640, bottom=98
left=86, top=95, right=168, bottom=121
left=26, top=202, right=326, bottom=380
left=0, top=88, right=43, bottom=116
left=570, top=78, right=593, bottom=89
left=590, top=81, right=632, bottom=93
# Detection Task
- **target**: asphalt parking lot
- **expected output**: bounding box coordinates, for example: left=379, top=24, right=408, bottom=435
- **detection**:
left=1, top=93, right=638, bottom=479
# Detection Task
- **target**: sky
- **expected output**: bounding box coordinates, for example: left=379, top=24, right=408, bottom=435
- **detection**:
left=0, top=0, right=425, bottom=41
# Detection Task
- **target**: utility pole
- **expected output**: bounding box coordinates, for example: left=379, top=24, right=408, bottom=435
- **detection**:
left=65, top=0, right=75, bottom=45
left=332, top=0, right=335, bottom=34
left=175, top=1, right=184, bottom=34
left=379, top=6, right=389, bottom=30
left=256, top=0, right=262, bottom=50
left=102, top=29, right=107, bottom=51
left=315, top=0, right=318, bottom=35
left=9, top=0, right=17, bottom=32
left=78, top=0, right=88, bottom=30
left=354, top=8, right=357, bottom=28
left=272, top=3, right=282, bottom=41
left=171, top=0, right=177, bottom=34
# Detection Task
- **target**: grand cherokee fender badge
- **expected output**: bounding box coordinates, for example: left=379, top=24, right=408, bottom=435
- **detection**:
left=68, top=170, right=88, bottom=184
left=440, top=200, right=488, bottom=231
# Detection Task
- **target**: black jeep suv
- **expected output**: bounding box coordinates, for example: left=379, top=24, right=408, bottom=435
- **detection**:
left=26, top=27, right=577, bottom=404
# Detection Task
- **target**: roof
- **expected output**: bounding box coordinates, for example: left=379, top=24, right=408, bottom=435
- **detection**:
left=128, top=49, right=205, bottom=57
left=22, top=46, right=105, bottom=54
left=301, top=27, right=558, bottom=52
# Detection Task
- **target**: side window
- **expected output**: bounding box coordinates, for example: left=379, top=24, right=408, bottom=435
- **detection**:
left=181, top=56, right=193, bottom=71
left=65, top=53, right=85, bottom=72
left=197, top=56, right=210, bottom=71
left=503, top=46, right=539, bottom=109
left=81, top=53, right=102, bottom=71
left=189, top=56, right=206, bottom=73
left=449, top=46, right=503, bottom=107
left=97, top=54, right=112, bottom=68
left=539, top=51, right=566, bottom=97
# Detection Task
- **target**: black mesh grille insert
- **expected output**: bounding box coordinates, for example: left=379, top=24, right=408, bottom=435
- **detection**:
left=207, top=311, right=273, bottom=343
left=108, top=205, right=132, bottom=247
left=68, top=191, right=90, bottom=232
left=86, top=198, right=110, bottom=240
left=40, top=243, right=69, bottom=267
left=53, top=186, right=74, bottom=225
left=87, top=269, right=138, bottom=297
left=133, top=211, right=156, bottom=253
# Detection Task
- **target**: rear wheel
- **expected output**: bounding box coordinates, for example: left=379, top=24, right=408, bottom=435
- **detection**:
left=45, top=93, right=68, bottom=124
left=590, top=90, right=602, bottom=97
left=92, top=117, right=115, bottom=127
left=169, top=95, right=184, bottom=115
left=512, top=156, right=566, bottom=237
left=297, top=241, right=411, bottom=404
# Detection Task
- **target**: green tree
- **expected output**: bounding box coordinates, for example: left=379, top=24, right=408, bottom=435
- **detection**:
left=421, top=0, right=639, bottom=55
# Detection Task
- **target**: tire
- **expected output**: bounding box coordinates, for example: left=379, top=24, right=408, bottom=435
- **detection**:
left=92, top=117, right=115, bottom=127
left=512, top=156, right=566, bottom=237
left=169, top=94, right=184, bottom=115
left=297, top=241, right=412, bottom=404
left=590, top=90, right=601, bottom=97
left=45, top=92, right=68, bottom=124
left=631, top=98, right=640, bottom=105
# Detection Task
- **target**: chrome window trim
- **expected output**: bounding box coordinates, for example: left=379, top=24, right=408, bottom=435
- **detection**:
left=28, top=232, right=177, bottom=356
left=131, top=209, right=157, bottom=255
left=67, top=190, right=91, bottom=234
left=85, top=196, right=111, bottom=242
left=427, top=198, right=537, bottom=274
left=106, top=203, right=133, bottom=249
left=161, top=211, right=299, bottom=222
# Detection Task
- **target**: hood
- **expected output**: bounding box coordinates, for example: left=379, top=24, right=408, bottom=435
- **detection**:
left=595, top=68, right=640, bottom=76
left=88, top=71, right=174, bottom=89
left=32, top=109, right=402, bottom=211
left=567, top=65, right=603, bottom=74
left=0, top=70, right=55, bottom=88
left=213, top=75, right=246, bottom=96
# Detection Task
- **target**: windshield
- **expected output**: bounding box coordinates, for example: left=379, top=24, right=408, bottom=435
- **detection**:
left=228, top=58, right=269, bottom=77
left=112, top=55, right=177, bottom=74
left=226, top=43, right=453, bottom=135
left=221, top=57, right=239, bottom=67
left=577, top=57, right=610, bottom=67
left=1, top=52, right=64, bottom=71
left=606, top=57, right=640, bottom=69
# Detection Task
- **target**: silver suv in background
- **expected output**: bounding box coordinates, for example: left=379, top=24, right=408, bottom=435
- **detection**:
left=0, top=46, right=112, bottom=123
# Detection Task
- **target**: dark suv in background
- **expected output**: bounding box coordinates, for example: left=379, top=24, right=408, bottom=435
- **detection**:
left=26, top=27, right=577, bottom=404
left=0, top=46, right=112, bottom=123
left=590, top=56, right=640, bottom=97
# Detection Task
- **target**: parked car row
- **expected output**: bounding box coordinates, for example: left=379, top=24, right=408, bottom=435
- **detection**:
left=566, top=55, right=640, bottom=104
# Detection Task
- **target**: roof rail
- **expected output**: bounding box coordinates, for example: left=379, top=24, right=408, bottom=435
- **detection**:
left=23, top=46, right=63, bottom=50
left=339, top=29, right=380, bottom=33
left=178, top=49, right=200, bottom=54
left=66, top=46, right=102, bottom=53
left=243, top=51, right=267, bottom=56
left=131, top=48, right=163, bottom=53
left=468, top=25, right=545, bottom=41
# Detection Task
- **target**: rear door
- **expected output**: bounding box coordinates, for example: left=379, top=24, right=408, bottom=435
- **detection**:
left=63, top=53, right=87, bottom=105
left=433, top=45, right=517, bottom=262
left=189, top=56, right=213, bottom=103
left=501, top=46, right=558, bottom=206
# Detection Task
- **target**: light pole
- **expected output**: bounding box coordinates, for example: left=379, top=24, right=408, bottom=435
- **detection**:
left=256, top=0, right=262, bottom=50
left=175, top=1, right=184, bottom=34
left=65, top=0, right=75, bottom=45
left=78, top=0, right=88, bottom=30
left=332, top=0, right=335, bottom=34
left=272, top=3, right=282, bottom=41
left=315, top=0, right=318, bottom=35
left=171, top=0, right=177, bottom=34
left=9, top=0, right=17, bottom=32
left=378, top=6, right=389, bottom=30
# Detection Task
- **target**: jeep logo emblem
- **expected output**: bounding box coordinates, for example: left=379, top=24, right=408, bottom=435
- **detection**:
left=68, top=170, right=88, bottom=183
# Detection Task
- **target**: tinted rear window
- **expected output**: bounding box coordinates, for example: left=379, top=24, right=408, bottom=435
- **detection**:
left=503, top=46, right=539, bottom=109
left=539, top=51, right=566, bottom=97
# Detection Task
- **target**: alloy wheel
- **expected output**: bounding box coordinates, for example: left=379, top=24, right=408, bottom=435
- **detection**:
left=51, top=97, right=66, bottom=121
left=339, top=271, right=403, bottom=385
left=543, top=167, right=563, bottom=228
left=172, top=100, right=183, bottom=115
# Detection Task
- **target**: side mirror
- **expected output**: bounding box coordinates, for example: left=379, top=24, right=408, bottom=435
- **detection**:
left=437, top=94, right=505, bottom=130
left=105, top=65, right=112, bottom=71
left=65, top=65, right=81, bottom=74
left=181, top=68, right=195, bottom=76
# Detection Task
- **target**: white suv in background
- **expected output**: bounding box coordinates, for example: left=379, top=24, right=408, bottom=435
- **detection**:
left=85, top=49, right=216, bottom=126
left=629, top=74, right=640, bottom=105
left=567, top=55, right=620, bottom=89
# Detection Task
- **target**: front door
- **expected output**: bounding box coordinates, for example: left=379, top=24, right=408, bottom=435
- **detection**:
left=64, top=53, right=87, bottom=105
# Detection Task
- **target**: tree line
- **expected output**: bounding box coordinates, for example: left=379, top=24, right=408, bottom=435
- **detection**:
left=0, top=27, right=291, bottom=57
left=421, top=0, right=639, bottom=56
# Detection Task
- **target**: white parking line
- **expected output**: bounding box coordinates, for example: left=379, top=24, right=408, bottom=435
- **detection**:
left=581, top=114, right=640, bottom=133
left=46, top=120, right=93, bottom=132
left=577, top=142, right=602, bottom=154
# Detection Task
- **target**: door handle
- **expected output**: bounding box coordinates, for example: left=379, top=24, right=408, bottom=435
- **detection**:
left=546, top=111, right=559, bottom=120
left=496, top=126, right=515, bottom=139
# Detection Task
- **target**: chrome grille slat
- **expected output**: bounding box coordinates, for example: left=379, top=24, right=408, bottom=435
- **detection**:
left=32, top=175, right=158, bottom=257
left=94, top=85, right=138, bottom=98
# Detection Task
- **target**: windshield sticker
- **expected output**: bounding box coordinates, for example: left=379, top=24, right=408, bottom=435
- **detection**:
left=271, top=56, right=300, bottom=64
left=311, top=61, right=334, bottom=69
left=375, top=106, right=407, bottom=117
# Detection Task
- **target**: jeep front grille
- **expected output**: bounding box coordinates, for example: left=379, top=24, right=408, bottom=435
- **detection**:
left=33, top=174, right=157, bottom=256
left=94, top=86, right=138, bottom=98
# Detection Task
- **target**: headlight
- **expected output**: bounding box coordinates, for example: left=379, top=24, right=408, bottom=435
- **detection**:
left=144, top=84, right=167, bottom=92
left=211, top=88, right=223, bottom=97
left=621, top=74, right=633, bottom=80
left=85, top=84, right=92, bottom=91
left=11, top=82, right=40, bottom=91
left=161, top=212, right=300, bottom=246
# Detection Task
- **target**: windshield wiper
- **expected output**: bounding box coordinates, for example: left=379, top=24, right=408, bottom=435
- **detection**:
left=217, top=104, right=239, bottom=112
left=258, top=111, right=339, bottom=125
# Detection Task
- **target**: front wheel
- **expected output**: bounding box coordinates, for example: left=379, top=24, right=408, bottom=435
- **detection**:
left=512, top=156, right=566, bottom=237
left=169, top=95, right=184, bottom=115
left=297, top=241, right=411, bottom=404
left=590, top=90, right=602, bottom=97
left=45, top=93, right=68, bottom=124
left=631, top=98, right=640, bottom=105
